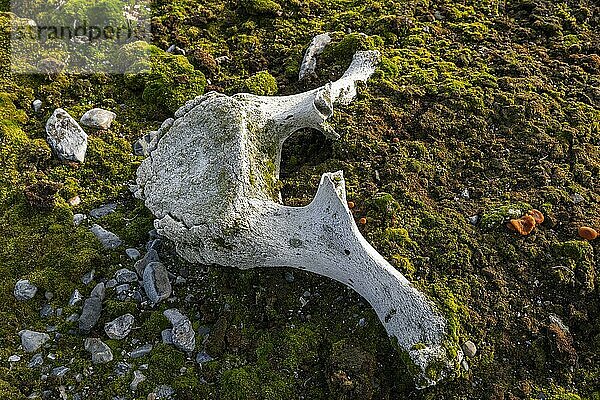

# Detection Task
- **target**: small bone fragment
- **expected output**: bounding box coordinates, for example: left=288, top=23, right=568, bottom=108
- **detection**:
left=299, top=33, right=331, bottom=80
left=135, top=51, right=453, bottom=387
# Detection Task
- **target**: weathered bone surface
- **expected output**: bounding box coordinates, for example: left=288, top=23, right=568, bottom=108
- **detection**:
left=135, top=51, right=452, bottom=387
left=298, top=32, right=331, bottom=80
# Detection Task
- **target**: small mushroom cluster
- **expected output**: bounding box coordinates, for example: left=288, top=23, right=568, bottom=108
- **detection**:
left=508, top=209, right=544, bottom=236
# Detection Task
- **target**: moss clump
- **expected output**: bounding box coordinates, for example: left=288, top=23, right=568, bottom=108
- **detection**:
left=241, top=0, right=281, bottom=15
left=220, top=366, right=260, bottom=400
left=244, top=71, right=278, bottom=96
left=479, top=202, right=533, bottom=229
left=552, top=240, right=595, bottom=291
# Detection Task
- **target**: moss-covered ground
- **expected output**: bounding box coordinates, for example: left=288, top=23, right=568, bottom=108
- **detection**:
left=0, top=0, right=599, bottom=398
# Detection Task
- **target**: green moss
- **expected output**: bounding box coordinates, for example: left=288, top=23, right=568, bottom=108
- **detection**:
left=480, top=202, right=533, bottom=229
left=0, top=379, right=25, bottom=400
left=220, top=366, right=260, bottom=400
left=244, top=71, right=278, bottom=96
left=241, top=0, right=281, bottom=15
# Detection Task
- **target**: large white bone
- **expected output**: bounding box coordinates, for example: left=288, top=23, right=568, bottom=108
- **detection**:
left=135, top=51, right=453, bottom=387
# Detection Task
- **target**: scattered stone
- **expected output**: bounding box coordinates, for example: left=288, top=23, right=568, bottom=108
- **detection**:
left=46, top=108, right=88, bottom=163
left=81, top=270, right=95, bottom=285
left=45, top=291, right=53, bottom=301
left=143, top=262, right=172, bottom=304
left=69, top=289, right=83, bottom=306
left=572, top=193, right=585, bottom=204
left=130, top=370, right=146, bottom=391
left=126, top=248, right=141, bottom=260
left=68, top=195, right=81, bottom=206
left=40, top=304, right=54, bottom=318
left=196, top=351, right=213, bottom=364
left=79, top=298, right=102, bottom=332
left=90, top=224, right=122, bottom=249
left=462, top=340, right=477, bottom=358
left=32, top=99, right=42, bottom=112
left=134, top=249, right=159, bottom=278
left=166, top=44, right=185, bottom=55
left=84, top=338, right=113, bottom=364
left=106, top=279, right=117, bottom=289
left=358, top=318, right=366, bottom=327
left=52, top=366, right=69, bottom=377
left=130, top=343, right=153, bottom=359
left=28, top=353, right=44, bottom=368
left=115, top=361, right=132, bottom=376
left=161, top=329, right=173, bottom=344
left=154, top=385, right=175, bottom=399
left=284, top=271, right=294, bottom=283
left=116, top=268, right=138, bottom=284
left=468, top=215, right=479, bottom=225
left=18, top=330, right=50, bottom=353
left=90, top=203, right=117, bottom=218
left=80, top=108, right=116, bottom=130
left=14, top=279, right=38, bottom=301
left=104, top=314, right=135, bottom=340
left=197, top=325, right=210, bottom=336
left=8, top=355, right=21, bottom=362
left=164, top=309, right=195, bottom=353
left=73, top=213, right=86, bottom=226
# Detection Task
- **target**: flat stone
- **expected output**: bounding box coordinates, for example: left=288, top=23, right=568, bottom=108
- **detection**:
left=80, top=108, right=116, bottom=130
left=143, top=262, right=172, bottom=304
left=46, top=108, right=88, bottom=163
left=90, top=224, right=122, bottom=249
left=84, top=338, right=113, bottom=364
left=126, top=248, right=141, bottom=260
left=104, top=314, right=135, bottom=340
left=106, top=279, right=117, bottom=289
left=462, top=340, right=477, bottom=358
left=78, top=297, right=102, bottom=332
left=52, top=366, right=69, bottom=377
left=134, top=249, right=159, bottom=278
left=129, top=343, right=153, bottom=358
left=14, top=279, right=38, bottom=301
left=116, top=284, right=130, bottom=296
left=18, top=330, right=50, bottom=353
left=90, top=203, right=117, bottom=218
left=115, top=268, right=138, bottom=284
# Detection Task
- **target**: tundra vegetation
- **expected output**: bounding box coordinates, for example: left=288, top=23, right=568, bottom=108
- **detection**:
left=0, top=0, right=598, bottom=399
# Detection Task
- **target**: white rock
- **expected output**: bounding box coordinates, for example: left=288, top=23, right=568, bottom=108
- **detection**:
left=14, top=279, right=38, bottom=300
left=46, top=108, right=88, bottom=163
left=135, top=51, right=451, bottom=387
left=80, top=108, right=116, bottom=130
left=130, top=370, right=146, bottom=391
left=32, top=99, right=42, bottom=112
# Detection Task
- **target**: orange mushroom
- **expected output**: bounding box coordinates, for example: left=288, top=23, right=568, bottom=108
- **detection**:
left=347, top=201, right=355, bottom=209
left=578, top=226, right=598, bottom=241
left=509, top=215, right=536, bottom=236
left=527, top=209, right=544, bottom=225
left=359, top=217, right=367, bottom=225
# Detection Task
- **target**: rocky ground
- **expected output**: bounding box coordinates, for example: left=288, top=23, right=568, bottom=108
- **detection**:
left=0, top=0, right=599, bottom=399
